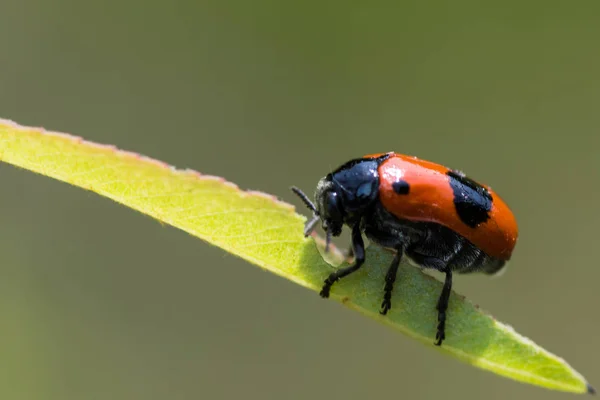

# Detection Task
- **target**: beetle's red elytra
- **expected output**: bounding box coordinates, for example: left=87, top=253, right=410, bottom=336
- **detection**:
left=370, top=152, right=518, bottom=260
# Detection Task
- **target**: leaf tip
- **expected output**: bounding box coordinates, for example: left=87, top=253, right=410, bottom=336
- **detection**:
left=587, top=383, right=596, bottom=395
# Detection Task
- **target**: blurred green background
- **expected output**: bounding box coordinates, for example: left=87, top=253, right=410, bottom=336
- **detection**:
left=1, top=1, right=599, bottom=399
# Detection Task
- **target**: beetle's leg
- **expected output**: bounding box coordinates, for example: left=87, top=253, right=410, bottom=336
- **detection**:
left=320, top=222, right=365, bottom=298
left=435, top=270, right=453, bottom=346
left=380, top=248, right=403, bottom=315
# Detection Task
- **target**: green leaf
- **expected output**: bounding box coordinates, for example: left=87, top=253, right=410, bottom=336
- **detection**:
left=0, top=118, right=593, bottom=395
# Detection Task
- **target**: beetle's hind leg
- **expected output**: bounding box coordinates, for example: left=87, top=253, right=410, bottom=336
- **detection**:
left=404, top=251, right=453, bottom=346
left=435, top=269, right=453, bottom=346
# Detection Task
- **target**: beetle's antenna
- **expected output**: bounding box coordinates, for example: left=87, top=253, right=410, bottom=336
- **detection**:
left=292, top=186, right=321, bottom=237
left=291, top=186, right=318, bottom=214
left=303, top=215, right=320, bottom=237
left=325, top=229, right=332, bottom=253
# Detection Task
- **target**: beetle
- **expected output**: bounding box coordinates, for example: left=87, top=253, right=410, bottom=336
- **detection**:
left=291, top=152, right=518, bottom=345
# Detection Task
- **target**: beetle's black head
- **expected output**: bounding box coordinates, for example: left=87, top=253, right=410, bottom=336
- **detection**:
left=313, top=178, right=345, bottom=237
left=291, top=157, right=382, bottom=251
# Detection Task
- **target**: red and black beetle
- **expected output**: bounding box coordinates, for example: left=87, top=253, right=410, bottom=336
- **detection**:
left=292, top=152, right=518, bottom=345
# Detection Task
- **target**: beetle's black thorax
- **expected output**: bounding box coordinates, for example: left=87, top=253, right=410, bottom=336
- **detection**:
left=325, top=156, right=387, bottom=225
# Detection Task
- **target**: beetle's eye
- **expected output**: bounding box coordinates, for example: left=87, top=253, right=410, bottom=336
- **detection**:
left=325, top=191, right=343, bottom=221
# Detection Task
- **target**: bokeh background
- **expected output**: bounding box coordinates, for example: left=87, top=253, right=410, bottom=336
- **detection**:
left=1, top=1, right=599, bottom=399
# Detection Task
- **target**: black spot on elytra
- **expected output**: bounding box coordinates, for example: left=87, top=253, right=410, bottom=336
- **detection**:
left=446, top=170, right=492, bottom=228
left=392, top=180, right=410, bottom=195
